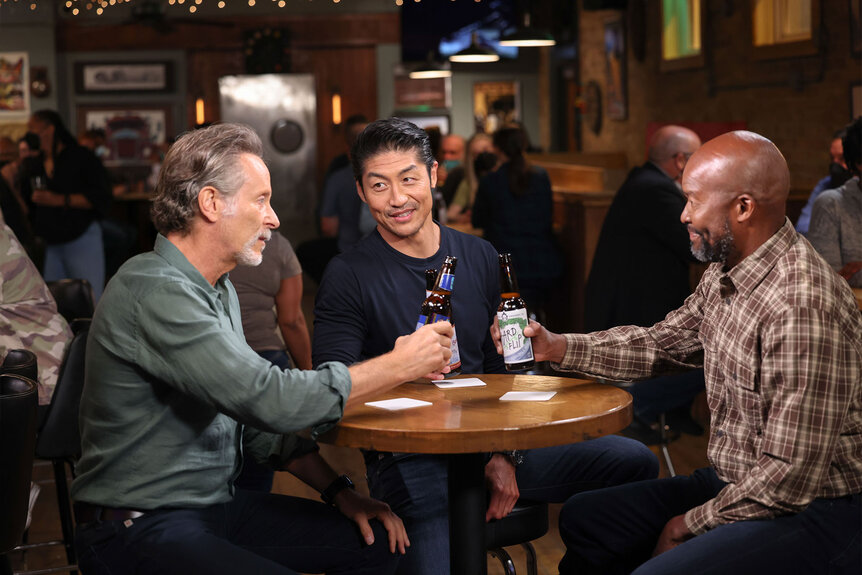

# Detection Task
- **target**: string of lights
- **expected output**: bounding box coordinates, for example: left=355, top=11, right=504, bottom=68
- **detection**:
left=0, top=0, right=485, bottom=16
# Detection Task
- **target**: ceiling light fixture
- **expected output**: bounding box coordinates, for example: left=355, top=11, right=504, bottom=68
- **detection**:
left=409, top=52, right=452, bottom=79
left=499, top=13, right=556, bottom=47
left=449, top=32, right=500, bottom=63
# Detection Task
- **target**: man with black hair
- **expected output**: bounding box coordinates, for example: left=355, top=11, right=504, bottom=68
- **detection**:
left=313, top=117, right=659, bottom=575
left=808, top=117, right=862, bottom=287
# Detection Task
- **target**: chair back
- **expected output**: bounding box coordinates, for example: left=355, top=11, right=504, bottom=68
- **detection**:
left=0, top=375, right=38, bottom=553
left=35, top=320, right=90, bottom=461
left=47, top=279, right=95, bottom=323
left=0, top=349, right=38, bottom=382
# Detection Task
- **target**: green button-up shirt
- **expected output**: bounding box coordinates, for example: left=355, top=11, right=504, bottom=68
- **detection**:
left=71, top=235, right=352, bottom=510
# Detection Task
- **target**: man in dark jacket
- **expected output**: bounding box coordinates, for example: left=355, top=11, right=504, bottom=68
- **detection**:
left=585, top=125, right=703, bottom=436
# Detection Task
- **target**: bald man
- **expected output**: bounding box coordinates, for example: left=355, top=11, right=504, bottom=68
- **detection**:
left=584, top=125, right=704, bottom=438
left=494, top=131, right=862, bottom=575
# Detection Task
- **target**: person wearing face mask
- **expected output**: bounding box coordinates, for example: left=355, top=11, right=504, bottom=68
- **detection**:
left=808, top=117, right=862, bottom=287
left=795, top=128, right=851, bottom=236
left=445, top=133, right=495, bottom=224
left=471, top=125, right=563, bottom=313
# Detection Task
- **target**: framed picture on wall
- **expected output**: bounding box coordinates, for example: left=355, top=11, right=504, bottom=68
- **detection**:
left=473, top=81, right=520, bottom=134
left=604, top=17, right=627, bottom=120
left=76, top=104, right=172, bottom=166
left=0, top=52, right=30, bottom=118
left=74, top=61, right=174, bottom=94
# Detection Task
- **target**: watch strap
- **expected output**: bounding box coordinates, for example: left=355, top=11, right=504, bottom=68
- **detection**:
left=320, top=474, right=355, bottom=505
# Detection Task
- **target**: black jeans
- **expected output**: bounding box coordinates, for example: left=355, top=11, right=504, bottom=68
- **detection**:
left=74, top=489, right=399, bottom=575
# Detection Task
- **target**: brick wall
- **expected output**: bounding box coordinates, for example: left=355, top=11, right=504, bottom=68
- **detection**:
left=578, top=0, right=862, bottom=190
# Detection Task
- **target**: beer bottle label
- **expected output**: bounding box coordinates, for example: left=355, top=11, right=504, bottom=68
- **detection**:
left=415, top=314, right=429, bottom=330
left=449, top=325, right=461, bottom=368
left=497, top=309, right=534, bottom=364
left=438, top=273, right=454, bottom=291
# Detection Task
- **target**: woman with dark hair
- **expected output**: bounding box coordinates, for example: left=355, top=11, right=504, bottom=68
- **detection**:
left=472, top=125, right=562, bottom=311
left=23, top=109, right=112, bottom=301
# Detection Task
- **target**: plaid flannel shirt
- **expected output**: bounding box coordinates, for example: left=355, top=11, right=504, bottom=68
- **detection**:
left=555, top=219, right=862, bottom=534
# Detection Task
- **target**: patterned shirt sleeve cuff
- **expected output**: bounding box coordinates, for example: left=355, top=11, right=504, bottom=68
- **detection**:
left=550, top=333, right=592, bottom=372
left=684, top=499, right=717, bottom=535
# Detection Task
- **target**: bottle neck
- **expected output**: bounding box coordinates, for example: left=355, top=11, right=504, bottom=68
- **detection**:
left=499, top=264, right=520, bottom=296
left=433, top=264, right=455, bottom=295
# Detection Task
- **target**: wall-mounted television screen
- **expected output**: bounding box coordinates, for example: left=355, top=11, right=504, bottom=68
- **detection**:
left=400, top=0, right=519, bottom=63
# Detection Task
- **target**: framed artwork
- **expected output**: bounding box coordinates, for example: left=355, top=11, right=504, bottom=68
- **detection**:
left=604, top=18, right=627, bottom=121
left=660, top=0, right=705, bottom=70
left=473, top=81, right=520, bottom=134
left=74, top=61, right=174, bottom=94
left=76, top=104, right=172, bottom=166
left=0, top=52, right=30, bottom=117
left=393, top=63, right=451, bottom=110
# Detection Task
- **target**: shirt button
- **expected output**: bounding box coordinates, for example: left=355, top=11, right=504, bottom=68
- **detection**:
left=715, top=429, right=725, bottom=437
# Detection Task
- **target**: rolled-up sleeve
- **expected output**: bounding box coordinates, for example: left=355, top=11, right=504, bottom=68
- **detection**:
left=133, top=280, right=352, bottom=435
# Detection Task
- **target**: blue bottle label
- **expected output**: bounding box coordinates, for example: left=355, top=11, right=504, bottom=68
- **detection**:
left=438, top=273, right=454, bottom=291
left=415, top=314, right=429, bottom=331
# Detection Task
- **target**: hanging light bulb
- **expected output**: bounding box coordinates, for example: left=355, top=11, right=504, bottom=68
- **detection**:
left=499, top=13, right=556, bottom=47
left=409, top=51, right=452, bottom=79
left=449, top=32, right=500, bottom=63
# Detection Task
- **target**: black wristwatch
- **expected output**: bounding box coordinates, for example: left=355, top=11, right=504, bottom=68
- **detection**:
left=502, top=450, right=525, bottom=467
left=321, top=474, right=355, bottom=505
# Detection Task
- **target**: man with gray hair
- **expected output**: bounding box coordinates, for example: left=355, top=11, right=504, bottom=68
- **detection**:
left=70, top=123, right=454, bottom=575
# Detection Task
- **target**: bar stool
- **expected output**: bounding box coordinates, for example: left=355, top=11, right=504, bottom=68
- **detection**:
left=485, top=500, right=549, bottom=575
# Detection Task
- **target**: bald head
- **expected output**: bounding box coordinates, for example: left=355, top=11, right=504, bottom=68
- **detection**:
left=648, top=126, right=701, bottom=162
left=684, top=130, right=789, bottom=210
left=681, top=131, right=789, bottom=266
left=648, top=125, right=701, bottom=182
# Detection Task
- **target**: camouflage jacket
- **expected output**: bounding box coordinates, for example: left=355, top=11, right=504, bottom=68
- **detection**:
left=1, top=219, right=72, bottom=404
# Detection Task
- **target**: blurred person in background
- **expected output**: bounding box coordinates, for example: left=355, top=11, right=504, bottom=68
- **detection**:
left=471, top=125, right=562, bottom=313
left=21, top=109, right=112, bottom=301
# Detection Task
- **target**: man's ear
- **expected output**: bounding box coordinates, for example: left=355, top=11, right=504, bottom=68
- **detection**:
left=735, top=194, right=755, bottom=223
left=356, top=181, right=367, bottom=204
left=430, top=160, right=439, bottom=190
left=198, top=186, right=221, bottom=223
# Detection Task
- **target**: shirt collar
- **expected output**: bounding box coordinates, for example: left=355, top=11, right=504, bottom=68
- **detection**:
left=153, top=234, right=229, bottom=297
left=722, top=217, right=797, bottom=299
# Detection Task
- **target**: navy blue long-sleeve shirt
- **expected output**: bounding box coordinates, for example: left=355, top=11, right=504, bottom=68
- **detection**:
left=313, top=224, right=505, bottom=375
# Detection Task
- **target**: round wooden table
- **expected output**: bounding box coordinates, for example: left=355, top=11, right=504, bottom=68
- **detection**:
left=318, top=373, right=632, bottom=575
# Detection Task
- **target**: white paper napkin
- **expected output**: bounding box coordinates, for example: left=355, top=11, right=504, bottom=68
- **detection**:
left=434, top=378, right=487, bottom=389
left=365, top=398, right=433, bottom=411
left=499, top=391, right=557, bottom=402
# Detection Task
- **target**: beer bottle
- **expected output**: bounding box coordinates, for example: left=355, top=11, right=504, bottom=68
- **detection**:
left=424, top=268, right=437, bottom=298
left=497, top=253, right=535, bottom=371
left=416, top=256, right=461, bottom=374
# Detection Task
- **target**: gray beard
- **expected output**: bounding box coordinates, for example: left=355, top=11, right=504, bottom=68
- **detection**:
left=690, top=220, right=734, bottom=263
left=235, top=230, right=271, bottom=266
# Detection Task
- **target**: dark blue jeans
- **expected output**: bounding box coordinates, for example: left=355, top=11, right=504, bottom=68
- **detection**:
left=74, top=489, right=399, bottom=575
left=366, top=435, right=658, bottom=575
left=559, top=466, right=862, bottom=575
